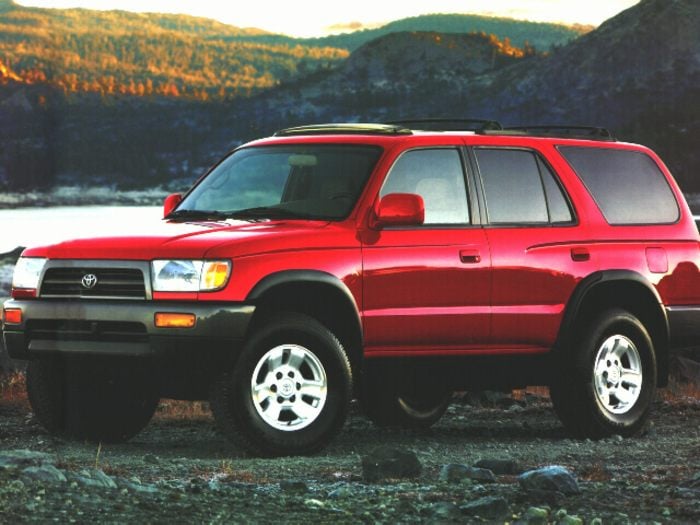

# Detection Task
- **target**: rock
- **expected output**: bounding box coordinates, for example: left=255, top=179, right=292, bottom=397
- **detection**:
left=440, top=464, right=470, bottom=483
left=431, top=502, right=460, bottom=520
left=5, top=479, right=25, bottom=494
left=682, top=472, right=700, bottom=488
left=304, top=498, right=325, bottom=509
left=0, top=450, right=54, bottom=471
left=280, top=480, right=308, bottom=493
left=558, top=515, right=584, bottom=525
left=328, top=485, right=353, bottom=499
left=474, top=458, right=522, bottom=475
left=142, top=453, right=159, bottom=465
left=439, top=464, right=496, bottom=483
left=518, top=466, right=580, bottom=495
left=69, top=469, right=118, bottom=489
left=21, top=465, right=67, bottom=484
left=118, top=479, right=159, bottom=494
left=460, top=496, right=509, bottom=520
left=525, top=506, right=549, bottom=524
left=482, top=390, right=512, bottom=407
left=362, top=446, right=421, bottom=482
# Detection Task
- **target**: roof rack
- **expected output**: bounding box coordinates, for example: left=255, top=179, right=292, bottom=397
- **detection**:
left=385, top=118, right=503, bottom=132
left=491, top=125, right=615, bottom=141
left=274, top=123, right=412, bottom=137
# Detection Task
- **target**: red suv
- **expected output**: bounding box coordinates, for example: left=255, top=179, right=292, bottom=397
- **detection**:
left=3, top=121, right=700, bottom=456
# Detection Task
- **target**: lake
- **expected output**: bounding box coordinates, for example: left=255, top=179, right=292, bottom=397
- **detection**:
left=0, top=206, right=162, bottom=254
left=2, top=205, right=699, bottom=256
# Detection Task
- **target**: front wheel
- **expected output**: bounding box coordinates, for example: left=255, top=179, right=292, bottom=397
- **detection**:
left=550, top=308, right=656, bottom=438
left=210, top=312, right=352, bottom=456
left=27, top=356, right=159, bottom=443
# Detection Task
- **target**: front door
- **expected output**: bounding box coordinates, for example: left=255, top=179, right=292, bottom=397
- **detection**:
left=362, top=146, right=491, bottom=356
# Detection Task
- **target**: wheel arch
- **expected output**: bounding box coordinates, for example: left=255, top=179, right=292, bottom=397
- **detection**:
left=558, top=270, right=670, bottom=386
left=247, top=270, right=363, bottom=376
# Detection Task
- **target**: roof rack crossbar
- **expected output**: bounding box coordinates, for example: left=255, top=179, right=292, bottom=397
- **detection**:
left=500, top=125, right=615, bottom=140
left=385, top=118, right=503, bottom=132
left=274, top=123, right=412, bottom=137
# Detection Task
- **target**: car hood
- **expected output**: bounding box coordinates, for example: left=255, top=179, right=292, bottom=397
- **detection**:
left=23, top=218, right=337, bottom=260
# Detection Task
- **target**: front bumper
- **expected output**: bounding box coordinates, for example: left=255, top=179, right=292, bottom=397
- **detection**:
left=2, top=299, right=255, bottom=359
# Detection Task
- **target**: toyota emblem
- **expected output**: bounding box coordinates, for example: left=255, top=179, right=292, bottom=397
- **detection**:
left=81, top=273, right=98, bottom=289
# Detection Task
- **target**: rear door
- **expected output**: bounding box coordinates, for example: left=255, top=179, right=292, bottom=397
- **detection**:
left=470, top=146, right=591, bottom=352
left=362, top=145, right=491, bottom=356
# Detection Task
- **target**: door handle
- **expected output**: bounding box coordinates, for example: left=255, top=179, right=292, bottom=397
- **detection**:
left=460, top=249, right=481, bottom=264
left=571, top=248, right=590, bottom=262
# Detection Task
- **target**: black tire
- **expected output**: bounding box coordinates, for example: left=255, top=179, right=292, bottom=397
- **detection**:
left=26, top=357, right=66, bottom=435
left=361, top=361, right=452, bottom=428
left=550, top=308, right=656, bottom=438
left=27, top=356, right=159, bottom=443
left=210, top=312, right=352, bottom=456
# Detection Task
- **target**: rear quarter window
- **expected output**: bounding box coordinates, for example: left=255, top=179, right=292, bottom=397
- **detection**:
left=558, top=146, right=679, bottom=225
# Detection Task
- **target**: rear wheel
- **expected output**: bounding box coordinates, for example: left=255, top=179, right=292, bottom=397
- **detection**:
left=27, top=356, right=159, bottom=443
left=210, top=312, right=352, bottom=456
left=362, top=361, right=452, bottom=428
left=550, top=308, right=656, bottom=438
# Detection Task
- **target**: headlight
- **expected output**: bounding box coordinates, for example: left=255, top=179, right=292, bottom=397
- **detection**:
left=151, top=260, right=231, bottom=292
left=12, top=257, right=47, bottom=291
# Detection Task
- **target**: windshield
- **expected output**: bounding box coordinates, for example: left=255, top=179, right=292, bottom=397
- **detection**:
left=174, top=144, right=383, bottom=220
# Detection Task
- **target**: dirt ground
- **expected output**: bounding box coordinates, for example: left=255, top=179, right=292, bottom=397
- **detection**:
left=1, top=386, right=699, bottom=524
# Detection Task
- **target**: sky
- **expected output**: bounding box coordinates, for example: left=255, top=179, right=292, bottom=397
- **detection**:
left=16, top=0, right=641, bottom=37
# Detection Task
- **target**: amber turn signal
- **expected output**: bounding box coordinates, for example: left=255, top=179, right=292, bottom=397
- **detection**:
left=154, top=312, right=196, bottom=328
left=3, top=308, right=22, bottom=325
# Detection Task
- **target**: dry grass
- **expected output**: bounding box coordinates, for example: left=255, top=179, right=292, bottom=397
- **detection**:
left=658, top=377, right=700, bottom=403
left=0, top=372, right=26, bottom=401
left=155, top=399, right=212, bottom=420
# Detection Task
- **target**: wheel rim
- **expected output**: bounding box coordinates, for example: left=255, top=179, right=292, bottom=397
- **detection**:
left=250, top=344, right=327, bottom=431
left=397, top=391, right=450, bottom=419
left=593, top=334, right=643, bottom=415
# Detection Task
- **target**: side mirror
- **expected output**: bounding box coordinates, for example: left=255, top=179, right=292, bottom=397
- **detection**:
left=163, top=193, right=182, bottom=218
left=371, top=193, right=425, bottom=229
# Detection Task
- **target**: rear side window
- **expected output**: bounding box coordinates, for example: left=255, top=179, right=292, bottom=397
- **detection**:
left=559, top=146, right=679, bottom=225
left=475, top=148, right=573, bottom=225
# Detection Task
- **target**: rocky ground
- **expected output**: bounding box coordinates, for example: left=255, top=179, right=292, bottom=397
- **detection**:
left=1, top=388, right=699, bottom=524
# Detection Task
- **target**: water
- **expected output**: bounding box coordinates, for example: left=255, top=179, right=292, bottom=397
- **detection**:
left=0, top=206, right=162, bottom=254
left=2, top=206, right=699, bottom=257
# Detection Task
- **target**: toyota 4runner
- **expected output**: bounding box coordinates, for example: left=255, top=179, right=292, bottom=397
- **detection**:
left=3, top=120, right=700, bottom=456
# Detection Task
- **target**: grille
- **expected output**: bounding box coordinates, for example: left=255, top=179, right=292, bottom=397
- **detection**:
left=26, top=320, right=148, bottom=343
left=40, top=267, right=146, bottom=299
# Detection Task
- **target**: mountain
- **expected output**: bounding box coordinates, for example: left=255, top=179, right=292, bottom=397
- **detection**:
left=465, top=0, right=700, bottom=192
left=3, top=0, right=698, bottom=197
left=0, top=0, right=347, bottom=99
left=306, top=13, right=589, bottom=52
left=0, top=1, right=584, bottom=101
left=235, top=0, right=700, bottom=193
left=240, top=31, right=536, bottom=126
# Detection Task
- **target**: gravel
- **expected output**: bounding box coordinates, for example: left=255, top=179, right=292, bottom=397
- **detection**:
left=1, top=393, right=699, bottom=523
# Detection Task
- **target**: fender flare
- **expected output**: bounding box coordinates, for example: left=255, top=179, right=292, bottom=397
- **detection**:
left=558, top=270, right=668, bottom=346
left=247, top=269, right=363, bottom=340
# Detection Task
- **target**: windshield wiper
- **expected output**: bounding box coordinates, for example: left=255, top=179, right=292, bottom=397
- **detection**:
left=225, top=206, right=319, bottom=220
left=166, top=209, right=230, bottom=221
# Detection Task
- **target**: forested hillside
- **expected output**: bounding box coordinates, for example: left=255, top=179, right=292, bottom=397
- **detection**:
left=2, top=0, right=697, bottom=198
left=0, top=0, right=347, bottom=100
left=0, top=0, right=584, bottom=100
